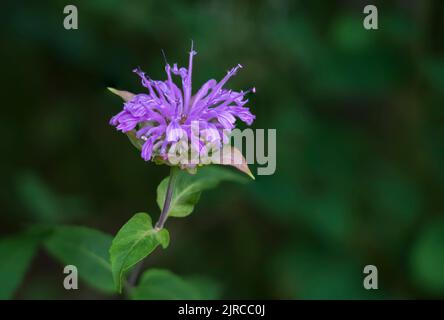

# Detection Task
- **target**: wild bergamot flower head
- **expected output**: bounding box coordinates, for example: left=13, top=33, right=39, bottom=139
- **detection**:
left=109, top=43, right=255, bottom=171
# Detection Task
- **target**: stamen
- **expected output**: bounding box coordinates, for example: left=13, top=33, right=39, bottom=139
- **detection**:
left=183, top=40, right=197, bottom=115
left=161, top=49, right=168, bottom=65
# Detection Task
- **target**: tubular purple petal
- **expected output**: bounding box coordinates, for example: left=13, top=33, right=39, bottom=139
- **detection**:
left=109, top=45, right=255, bottom=168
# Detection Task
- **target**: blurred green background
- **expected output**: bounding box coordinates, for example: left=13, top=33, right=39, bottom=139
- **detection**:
left=1, top=0, right=444, bottom=299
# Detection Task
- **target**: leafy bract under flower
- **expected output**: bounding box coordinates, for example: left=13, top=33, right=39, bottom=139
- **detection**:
left=109, top=44, right=255, bottom=176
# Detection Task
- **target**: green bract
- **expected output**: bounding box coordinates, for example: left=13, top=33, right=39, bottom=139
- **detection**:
left=0, top=230, right=44, bottom=299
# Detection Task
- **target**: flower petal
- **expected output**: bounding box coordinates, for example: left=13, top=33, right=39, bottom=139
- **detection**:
left=166, top=121, right=185, bottom=142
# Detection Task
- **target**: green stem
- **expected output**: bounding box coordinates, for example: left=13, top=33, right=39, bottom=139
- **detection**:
left=155, top=166, right=179, bottom=229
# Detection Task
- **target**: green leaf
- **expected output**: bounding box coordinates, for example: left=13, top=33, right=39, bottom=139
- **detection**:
left=15, top=172, right=89, bottom=223
left=186, top=275, right=222, bottom=300
left=131, top=269, right=201, bottom=300
left=410, top=218, right=444, bottom=294
left=44, top=226, right=115, bottom=294
left=0, top=230, right=45, bottom=299
left=15, top=172, right=59, bottom=223
left=110, top=213, right=170, bottom=292
left=157, top=166, right=247, bottom=218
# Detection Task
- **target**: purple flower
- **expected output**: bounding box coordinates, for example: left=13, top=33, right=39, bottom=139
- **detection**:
left=109, top=43, right=255, bottom=169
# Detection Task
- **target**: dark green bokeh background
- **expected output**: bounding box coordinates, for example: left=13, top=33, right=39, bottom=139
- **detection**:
left=1, top=0, right=444, bottom=299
